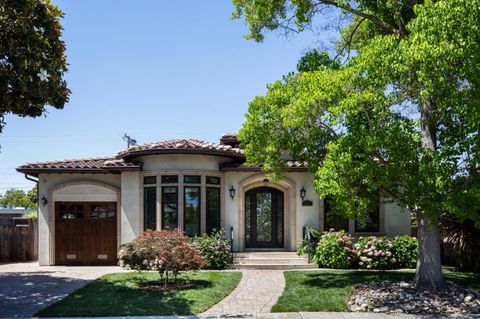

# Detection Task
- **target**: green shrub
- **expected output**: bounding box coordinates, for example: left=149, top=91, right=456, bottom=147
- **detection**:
left=297, top=227, right=320, bottom=257
left=356, top=236, right=395, bottom=269
left=314, top=230, right=357, bottom=269
left=391, top=235, right=418, bottom=268
left=193, top=229, right=232, bottom=270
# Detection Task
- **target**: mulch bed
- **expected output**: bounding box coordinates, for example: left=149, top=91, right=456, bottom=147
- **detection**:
left=139, top=280, right=194, bottom=291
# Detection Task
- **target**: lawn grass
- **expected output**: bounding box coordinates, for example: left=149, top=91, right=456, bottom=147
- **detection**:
left=36, top=271, right=241, bottom=317
left=272, top=268, right=480, bottom=312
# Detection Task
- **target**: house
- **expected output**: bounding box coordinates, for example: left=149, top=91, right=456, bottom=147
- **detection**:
left=16, top=134, right=411, bottom=266
left=0, top=208, right=35, bottom=220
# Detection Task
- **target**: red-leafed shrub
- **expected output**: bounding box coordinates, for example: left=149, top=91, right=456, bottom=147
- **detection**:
left=118, top=230, right=206, bottom=285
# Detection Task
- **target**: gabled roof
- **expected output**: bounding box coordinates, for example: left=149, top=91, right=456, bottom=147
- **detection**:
left=16, top=157, right=141, bottom=176
left=116, top=139, right=244, bottom=159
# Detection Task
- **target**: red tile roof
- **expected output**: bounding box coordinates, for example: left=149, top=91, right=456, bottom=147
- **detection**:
left=220, top=161, right=308, bottom=172
left=17, top=138, right=309, bottom=175
left=16, top=157, right=140, bottom=176
left=116, top=139, right=244, bottom=159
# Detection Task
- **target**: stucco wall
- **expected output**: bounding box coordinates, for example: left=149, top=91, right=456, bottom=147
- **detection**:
left=37, top=173, right=121, bottom=265
left=120, top=171, right=141, bottom=244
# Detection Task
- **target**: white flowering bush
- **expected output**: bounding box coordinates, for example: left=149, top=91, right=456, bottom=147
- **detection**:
left=356, top=236, right=395, bottom=269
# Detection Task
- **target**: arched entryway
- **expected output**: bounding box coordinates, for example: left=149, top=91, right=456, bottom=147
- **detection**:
left=245, top=187, right=284, bottom=248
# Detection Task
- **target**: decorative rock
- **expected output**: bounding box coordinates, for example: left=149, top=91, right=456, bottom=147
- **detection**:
left=348, top=281, right=480, bottom=316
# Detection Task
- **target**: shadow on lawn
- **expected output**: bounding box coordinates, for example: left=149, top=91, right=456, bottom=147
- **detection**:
left=36, top=274, right=214, bottom=317
left=301, top=270, right=414, bottom=288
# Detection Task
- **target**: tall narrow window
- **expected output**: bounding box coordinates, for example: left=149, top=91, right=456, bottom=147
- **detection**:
left=162, top=187, right=178, bottom=230
left=184, top=187, right=200, bottom=236
left=324, top=196, right=349, bottom=232
left=143, top=187, right=156, bottom=230
left=206, top=187, right=220, bottom=234
left=355, top=201, right=380, bottom=233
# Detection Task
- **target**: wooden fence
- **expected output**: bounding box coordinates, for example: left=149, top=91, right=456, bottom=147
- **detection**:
left=0, top=218, right=38, bottom=262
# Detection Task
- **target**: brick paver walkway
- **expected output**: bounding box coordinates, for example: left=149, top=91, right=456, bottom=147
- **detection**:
left=202, top=270, right=285, bottom=316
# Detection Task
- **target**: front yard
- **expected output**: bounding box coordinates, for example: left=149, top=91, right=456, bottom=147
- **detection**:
left=36, top=271, right=241, bottom=317
left=272, top=268, right=480, bottom=312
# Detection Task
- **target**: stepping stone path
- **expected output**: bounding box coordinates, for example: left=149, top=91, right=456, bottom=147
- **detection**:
left=202, top=270, right=285, bottom=316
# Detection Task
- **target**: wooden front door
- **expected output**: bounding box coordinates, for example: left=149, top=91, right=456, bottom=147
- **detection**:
left=55, top=202, right=117, bottom=265
left=245, top=187, right=284, bottom=248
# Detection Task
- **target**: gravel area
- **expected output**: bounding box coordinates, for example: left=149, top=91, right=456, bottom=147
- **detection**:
left=348, top=281, right=480, bottom=316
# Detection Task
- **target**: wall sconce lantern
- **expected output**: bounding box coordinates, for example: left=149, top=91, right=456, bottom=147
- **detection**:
left=41, top=195, right=48, bottom=207
left=300, top=186, right=306, bottom=201
left=229, top=186, right=236, bottom=200
left=263, top=178, right=269, bottom=186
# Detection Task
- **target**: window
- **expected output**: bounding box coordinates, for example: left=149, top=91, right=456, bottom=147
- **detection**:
left=90, top=204, right=116, bottom=219
left=161, top=175, right=178, bottom=183
left=206, top=176, right=220, bottom=185
left=59, top=204, right=84, bottom=219
left=143, top=176, right=156, bottom=185
left=184, top=175, right=201, bottom=184
left=162, top=187, right=178, bottom=230
left=324, top=197, right=349, bottom=232
left=184, top=187, right=200, bottom=236
left=143, top=187, right=156, bottom=230
left=355, top=205, right=380, bottom=232
left=206, top=187, right=220, bottom=234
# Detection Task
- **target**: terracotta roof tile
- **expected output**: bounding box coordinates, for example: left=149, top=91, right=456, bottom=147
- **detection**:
left=17, top=157, right=140, bottom=175
left=220, top=160, right=308, bottom=172
left=116, top=139, right=244, bottom=159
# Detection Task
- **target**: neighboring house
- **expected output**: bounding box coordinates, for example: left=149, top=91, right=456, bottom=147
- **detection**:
left=0, top=208, right=35, bottom=220
left=16, top=134, right=410, bottom=266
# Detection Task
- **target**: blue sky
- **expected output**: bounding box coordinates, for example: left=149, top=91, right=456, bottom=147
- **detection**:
left=0, top=1, right=330, bottom=194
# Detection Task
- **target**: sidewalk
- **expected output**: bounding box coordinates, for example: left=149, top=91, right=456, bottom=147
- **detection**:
left=35, top=312, right=480, bottom=319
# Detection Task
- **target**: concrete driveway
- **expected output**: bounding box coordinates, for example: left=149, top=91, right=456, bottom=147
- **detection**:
left=0, top=261, right=123, bottom=318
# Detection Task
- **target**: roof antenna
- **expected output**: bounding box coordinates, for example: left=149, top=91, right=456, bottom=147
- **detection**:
left=122, top=133, right=137, bottom=148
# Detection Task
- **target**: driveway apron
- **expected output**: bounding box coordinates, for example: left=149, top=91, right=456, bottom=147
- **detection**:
left=0, top=262, right=121, bottom=318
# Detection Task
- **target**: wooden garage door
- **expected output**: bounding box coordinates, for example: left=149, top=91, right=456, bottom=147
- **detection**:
left=55, top=202, right=117, bottom=265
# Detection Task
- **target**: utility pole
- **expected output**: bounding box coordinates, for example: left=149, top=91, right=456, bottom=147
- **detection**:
left=122, top=133, right=137, bottom=148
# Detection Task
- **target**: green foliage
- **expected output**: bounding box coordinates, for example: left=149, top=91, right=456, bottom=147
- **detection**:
left=297, top=49, right=340, bottom=73
left=118, top=230, right=206, bottom=284
left=193, top=229, right=232, bottom=270
left=302, top=230, right=417, bottom=270
left=0, top=188, right=36, bottom=208
left=391, top=235, right=418, bottom=269
left=0, top=0, right=69, bottom=133
left=23, top=211, right=38, bottom=221
left=233, top=0, right=480, bottom=285
left=297, top=227, right=320, bottom=257
left=314, top=230, right=356, bottom=269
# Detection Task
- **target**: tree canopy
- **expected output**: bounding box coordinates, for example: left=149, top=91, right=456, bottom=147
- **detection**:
left=0, top=187, right=37, bottom=209
left=233, top=0, right=480, bottom=289
left=0, top=0, right=69, bottom=133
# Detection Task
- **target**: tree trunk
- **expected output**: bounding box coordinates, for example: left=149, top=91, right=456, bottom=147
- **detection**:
left=414, top=212, right=444, bottom=289
left=414, top=98, right=444, bottom=290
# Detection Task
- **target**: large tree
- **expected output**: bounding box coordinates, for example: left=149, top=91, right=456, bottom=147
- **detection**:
left=0, top=0, right=69, bottom=132
left=0, top=188, right=37, bottom=209
left=233, top=0, right=480, bottom=289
